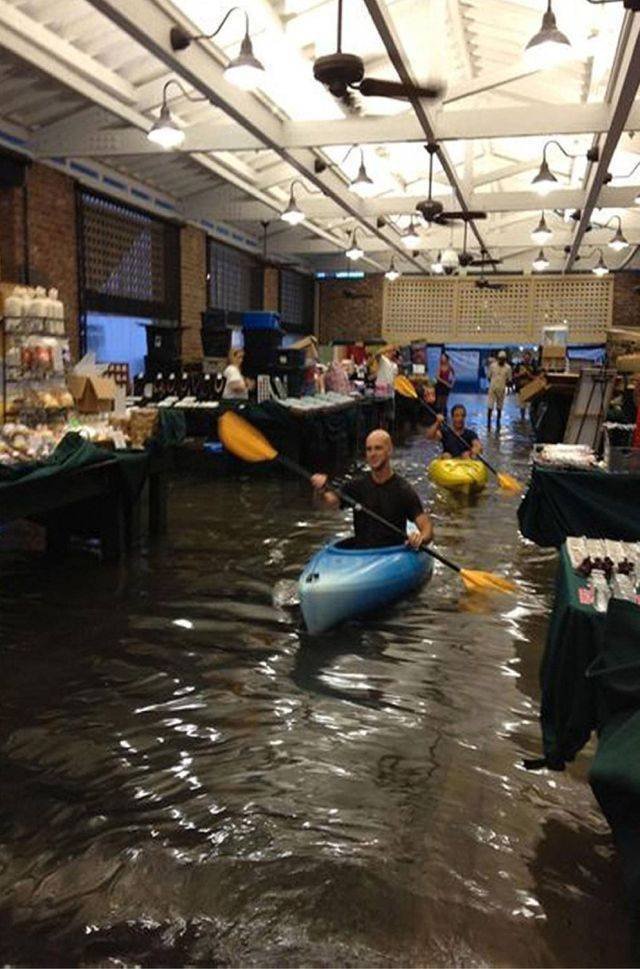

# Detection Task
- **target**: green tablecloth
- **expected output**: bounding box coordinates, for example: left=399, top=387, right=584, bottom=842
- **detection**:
left=0, top=433, right=149, bottom=518
left=537, top=545, right=605, bottom=769
left=518, top=465, right=640, bottom=547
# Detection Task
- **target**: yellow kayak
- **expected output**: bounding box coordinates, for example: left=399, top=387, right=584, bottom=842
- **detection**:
left=428, top=457, right=489, bottom=494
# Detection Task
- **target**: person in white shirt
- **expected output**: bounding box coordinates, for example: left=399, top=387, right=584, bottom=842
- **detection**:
left=487, top=350, right=512, bottom=430
left=222, top=348, right=253, bottom=400
left=375, top=346, right=399, bottom=393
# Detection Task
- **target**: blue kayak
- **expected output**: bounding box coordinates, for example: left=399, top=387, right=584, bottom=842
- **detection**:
left=299, top=539, right=433, bottom=635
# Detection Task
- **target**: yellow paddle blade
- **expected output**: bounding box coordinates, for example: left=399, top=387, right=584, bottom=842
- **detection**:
left=496, top=471, right=524, bottom=493
left=394, top=374, right=418, bottom=399
left=459, top=569, right=517, bottom=594
left=218, top=410, right=278, bottom=463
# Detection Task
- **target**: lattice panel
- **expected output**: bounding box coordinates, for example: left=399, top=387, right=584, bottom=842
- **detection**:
left=383, top=277, right=457, bottom=342
left=531, top=276, right=613, bottom=342
left=456, top=279, right=532, bottom=342
left=382, top=275, right=613, bottom=344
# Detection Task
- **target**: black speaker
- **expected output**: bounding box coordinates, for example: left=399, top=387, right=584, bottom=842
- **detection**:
left=243, top=328, right=282, bottom=375
left=201, top=309, right=232, bottom=357
left=144, top=325, right=182, bottom=356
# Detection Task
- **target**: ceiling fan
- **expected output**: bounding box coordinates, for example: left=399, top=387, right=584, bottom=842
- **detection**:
left=416, top=145, right=488, bottom=225
left=457, top=224, right=502, bottom=268
left=313, top=0, right=444, bottom=107
left=475, top=276, right=507, bottom=291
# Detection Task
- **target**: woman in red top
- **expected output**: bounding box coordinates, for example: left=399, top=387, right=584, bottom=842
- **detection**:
left=435, top=351, right=455, bottom=417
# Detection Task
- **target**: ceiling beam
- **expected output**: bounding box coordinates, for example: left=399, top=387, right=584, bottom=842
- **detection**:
left=565, top=12, right=640, bottom=270
left=0, top=0, right=139, bottom=115
left=361, top=0, right=489, bottom=257
left=36, top=98, right=640, bottom=159
left=85, top=0, right=429, bottom=273
left=189, top=185, right=639, bottom=222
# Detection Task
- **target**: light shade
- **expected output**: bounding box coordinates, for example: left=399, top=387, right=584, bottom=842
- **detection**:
left=635, top=192, right=640, bottom=205
left=224, top=34, right=265, bottom=90
left=431, top=253, right=444, bottom=274
left=532, top=157, right=558, bottom=196
left=281, top=192, right=304, bottom=225
left=593, top=254, right=609, bottom=276
left=350, top=157, right=377, bottom=198
left=532, top=248, right=549, bottom=272
left=441, top=246, right=459, bottom=269
left=531, top=213, right=552, bottom=246
left=385, top=258, right=400, bottom=281
left=345, top=235, right=364, bottom=260
left=147, top=104, right=185, bottom=149
left=608, top=225, right=629, bottom=252
left=523, top=2, right=572, bottom=70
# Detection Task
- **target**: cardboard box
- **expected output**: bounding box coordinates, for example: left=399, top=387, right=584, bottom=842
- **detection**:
left=518, top=374, right=548, bottom=405
left=67, top=374, right=117, bottom=413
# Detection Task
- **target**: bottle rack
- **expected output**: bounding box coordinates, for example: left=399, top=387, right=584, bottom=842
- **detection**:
left=1, top=315, right=72, bottom=427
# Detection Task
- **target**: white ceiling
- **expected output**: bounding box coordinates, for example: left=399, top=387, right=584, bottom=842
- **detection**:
left=1, top=0, right=640, bottom=275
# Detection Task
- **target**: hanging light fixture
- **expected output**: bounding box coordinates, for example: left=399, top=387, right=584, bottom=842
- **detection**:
left=402, top=219, right=421, bottom=249
left=440, top=246, right=459, bottom=272
left=605, top=215, right=629, bottom=252
left=531, top=140, right=599, bottom=196
left=280, top=180, right=307, bottom=225
left=431, top=252, right=444, bottom=274
left=349, top=149, right=377, bottom=198
left=531, top=212, right=553, bottom=245
left=170, top=8, right=265, bottom=90
left=147, top=79, right=210, bottom=149
left=592, top=248, right=609, bottom=277
left=523, top=1, right=572, bottom=70
left=345, top=228, right=364, bottom=261
left=532, top=248, right=549, bottom=272
left=385, top=256, right=400, bottom=281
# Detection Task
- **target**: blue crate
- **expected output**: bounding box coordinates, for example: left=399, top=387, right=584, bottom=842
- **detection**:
left=242, top=311, right=282, bottom=330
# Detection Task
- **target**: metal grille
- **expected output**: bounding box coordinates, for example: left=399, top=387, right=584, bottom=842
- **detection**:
left=208, top=239, right=263, bottom=312
left=78, top=190, right=180, bottom=319
left=279, top=268, right=314, bottom=333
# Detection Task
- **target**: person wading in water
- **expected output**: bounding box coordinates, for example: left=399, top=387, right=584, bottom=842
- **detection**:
left=310, top=429, right=433, bottom=550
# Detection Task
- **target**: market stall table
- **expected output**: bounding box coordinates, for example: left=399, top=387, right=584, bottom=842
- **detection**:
left=518, top=464, right=640, bottom=547
left=529, top=544, right=640, bottom=946
left=0, top=433, right=167, bottom=559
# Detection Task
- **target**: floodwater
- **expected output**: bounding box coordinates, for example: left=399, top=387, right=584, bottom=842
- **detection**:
left=0, top=395, right=631, bottom=967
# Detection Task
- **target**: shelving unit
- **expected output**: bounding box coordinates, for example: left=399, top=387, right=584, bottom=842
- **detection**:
left=1, top=316, right=72, bottom=426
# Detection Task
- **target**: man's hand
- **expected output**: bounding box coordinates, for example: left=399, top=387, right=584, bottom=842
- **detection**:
left=310, top=473, right=328, bottom=491
left=470, top=439, right=483, bottom=456
left=436, top=413, right=445, bottom=424
left=405, top=531, right=424, bottom=550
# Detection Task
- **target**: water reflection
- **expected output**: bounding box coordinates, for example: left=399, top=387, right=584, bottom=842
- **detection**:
left=0, top=397, right=630, bottom=966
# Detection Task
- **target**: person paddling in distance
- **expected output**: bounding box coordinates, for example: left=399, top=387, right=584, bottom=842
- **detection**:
left=310, top=429, right=433, bottom=550
left=425, top=403, right=483, bottom=459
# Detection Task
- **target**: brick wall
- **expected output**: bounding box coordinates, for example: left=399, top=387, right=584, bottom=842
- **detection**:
left=612, top=271, right=640, bottom=330
left=0, top=165, right=79, bottom=359
left=263, top=265, right=279, bottom=311
left=0, top=186, right=24, bottom=282
left=318, top=274, right=384, bottom=343
left=180, top=224, right=207, bottom=362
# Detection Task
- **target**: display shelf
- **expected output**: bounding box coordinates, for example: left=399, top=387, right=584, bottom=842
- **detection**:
left=1, top=311, right=71, bottom=427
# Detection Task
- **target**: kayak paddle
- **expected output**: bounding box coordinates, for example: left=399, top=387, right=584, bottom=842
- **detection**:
left=394, top=374, right=523, bottom=493
left=218, top=410, right=516, bottom=594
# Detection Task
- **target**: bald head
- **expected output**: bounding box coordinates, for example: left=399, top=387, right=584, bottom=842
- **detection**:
left=366, top=429, right=392, bottom=451
left=365, top=429, right=393, bottom=474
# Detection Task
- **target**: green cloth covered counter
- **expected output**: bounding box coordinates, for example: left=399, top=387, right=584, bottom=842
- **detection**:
left=518, top=465, right=640, bottom=548
left=0, top=433, right=163, bottom=559
left=536, top=545, right=605, bottom=769
left=533, top=548, right=640, bottom=942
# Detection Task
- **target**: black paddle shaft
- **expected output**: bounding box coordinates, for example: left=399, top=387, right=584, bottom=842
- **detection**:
left=277, top=453, right=462, bottom=575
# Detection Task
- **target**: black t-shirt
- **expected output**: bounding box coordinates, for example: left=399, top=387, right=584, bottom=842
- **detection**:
left=440, top=425, right=478, bottom=458
left=340, top=472, right=424, bottom=548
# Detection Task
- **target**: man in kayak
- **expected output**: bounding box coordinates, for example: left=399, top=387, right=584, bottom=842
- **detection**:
left=425, top=403, right=483, bottom=459
left=310, top=429, right=433, bottom=550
